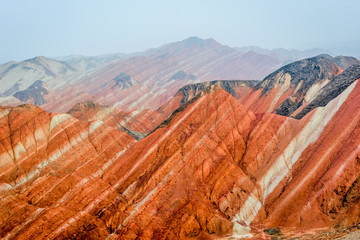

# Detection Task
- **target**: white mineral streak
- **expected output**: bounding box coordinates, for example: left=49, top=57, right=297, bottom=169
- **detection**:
left=231, top=80, right=356, bottom=238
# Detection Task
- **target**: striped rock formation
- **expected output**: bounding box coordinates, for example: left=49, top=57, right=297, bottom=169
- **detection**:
left=67, top=101, right=162, bottom=139
left=0, top=105, right=135, bottom=239
left=240, top=55, right=360, bottom=117
left=0, top=55, right=360, bottom=239
left=65, top=80, right=257, bottom=136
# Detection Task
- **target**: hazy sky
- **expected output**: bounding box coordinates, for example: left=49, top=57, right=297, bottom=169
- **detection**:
left=1, top=0, right=359, bottom=63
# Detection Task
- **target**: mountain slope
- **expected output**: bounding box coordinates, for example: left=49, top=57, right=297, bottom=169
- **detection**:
left=0, top=54, right=128, bottom=108
left=0, top=90, right=257, bottom=239
left=66, top=80, right=258, bottom=139
left=0, top=104, right=135, bottom=239
left=0, top=56, right=88, bottom=107
left=53, top=53, right=126, bottom=72
left=67, top=101, right=159, bottom=139
left=259, top=78, right=360, bottom=231
left=13, top=80, right=50, bottom=105
left=0, top=56, right=78, bottom=95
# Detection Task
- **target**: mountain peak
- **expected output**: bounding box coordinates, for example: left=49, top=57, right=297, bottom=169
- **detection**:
left=312, top=53, right=333, bottom=59
left=180, top=36, right=221, bottom=48
left=26, top=56, right=51, bottom=63
left=183, top=36, right=204, bottom=42
left=111, top=72, right=139, bottom=90
left=258, top=54, right=338, bottom=92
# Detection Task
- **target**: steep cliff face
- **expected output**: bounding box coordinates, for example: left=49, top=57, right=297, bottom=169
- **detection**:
left=295, top=64, right=360, bottom=119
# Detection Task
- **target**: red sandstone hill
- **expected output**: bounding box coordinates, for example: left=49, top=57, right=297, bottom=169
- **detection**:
left=66, top=80, right=257, bottom=137
left=1, top=77, right=360, bottom=239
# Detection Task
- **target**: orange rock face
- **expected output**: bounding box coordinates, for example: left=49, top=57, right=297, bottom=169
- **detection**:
left=67, top=101, right=163, bottom=136
left=66, top=80, right=257, bottom=138
left=1, top=55, right=360, bottom=239
left=262, top=79, right=360, bottom=230
left=0, top=104, right=135, bottom=239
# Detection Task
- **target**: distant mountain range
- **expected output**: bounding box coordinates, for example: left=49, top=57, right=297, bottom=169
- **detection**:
left=2, top=36, right=356, bottom=113
left=296, top=39, right=360, bottom=60
left=236, top=46, right=331, bottom=65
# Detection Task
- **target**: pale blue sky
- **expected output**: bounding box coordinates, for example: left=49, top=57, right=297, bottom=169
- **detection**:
left=1, top=0, right=359, bottom=63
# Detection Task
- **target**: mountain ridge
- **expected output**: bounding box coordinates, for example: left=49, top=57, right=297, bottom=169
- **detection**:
left=1, top=37, right=345, bottom=113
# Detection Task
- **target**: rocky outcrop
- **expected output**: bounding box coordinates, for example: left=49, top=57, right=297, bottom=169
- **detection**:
left=13, top=80, right=49, bottom=105
left=176, top=80, right=257, bottom=106
left=263, top=54, right=339, bottom=116
left=295, top=64, right=360, bottom=119
left=241, top=54, right=360, bottom=118
left=333, top=56, right=360, bottom=70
